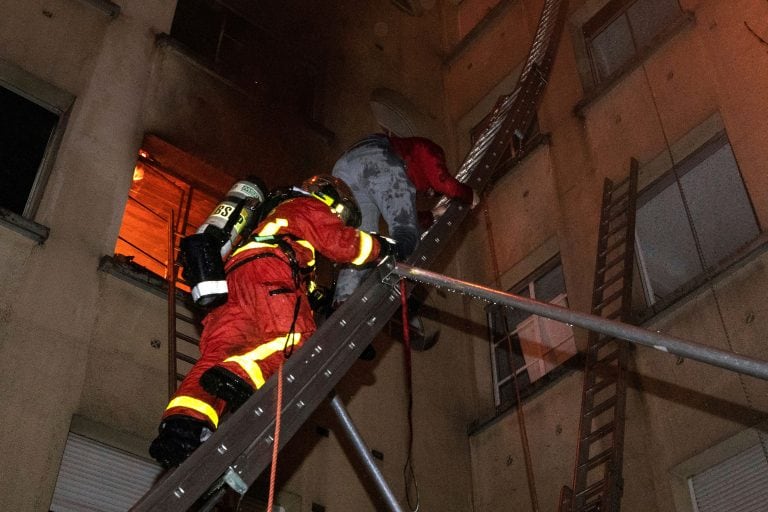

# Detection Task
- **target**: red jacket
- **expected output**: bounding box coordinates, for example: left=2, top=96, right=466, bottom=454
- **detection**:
left=228, top=196, right=382, bottom=282
left=387, top=135, right=474, bottom=204
left=160, top=196, right=382, bottom=428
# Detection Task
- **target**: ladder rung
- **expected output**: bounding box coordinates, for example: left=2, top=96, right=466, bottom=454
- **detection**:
left=575, top=478, right=608, bottom=500
left=589, top=334, right=618, bottom=352
left=604, top=206, right=627, bottom=224
left=175, top=312, right=196, bottom=324
left=594, top=272, right=623, bottom=294
left=598, top=237, right=626, bottom=259
left=600, top=252, right=627, bottom=273
left=607, top=220, right=628, bottom=238
left=585, top=375, right=617, bottom=396
left=593, top=350, right=620, bottom=370
left=593, top=289, right=624, bottom=312
left=579, top=447, right=614, bottom=471
left=581, top=421, right=616, bottom=444
left=612, top=174, right=631, bottom=190
left=607, top=189, right=629, bottom=208
left=176, top=352, right=197, bottom=365
left=585, top=395, right=617, bottom=418
left=175, top=332, right=200, bottom=345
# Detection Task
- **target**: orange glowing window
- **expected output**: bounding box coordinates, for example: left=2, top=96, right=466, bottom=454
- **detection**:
left=114, top=135, right=232, bottom=284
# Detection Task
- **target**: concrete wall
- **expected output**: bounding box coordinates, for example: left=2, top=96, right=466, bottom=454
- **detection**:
left=438, top=0, right=768, bottom=510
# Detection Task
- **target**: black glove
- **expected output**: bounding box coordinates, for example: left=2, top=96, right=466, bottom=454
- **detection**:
left=308, top=284, right=333, bottom=316
left=372, top=234, right=399, bottom=263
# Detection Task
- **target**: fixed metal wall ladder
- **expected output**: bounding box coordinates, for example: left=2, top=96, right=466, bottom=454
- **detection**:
left=559, top=160, right=639, bottom=512
left=166, top=210, right=203, bottom=399
left=132, top=1, right=569, bottom=509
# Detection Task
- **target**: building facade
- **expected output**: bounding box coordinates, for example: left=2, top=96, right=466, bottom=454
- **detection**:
left=0, top=0, right=766, bottom=511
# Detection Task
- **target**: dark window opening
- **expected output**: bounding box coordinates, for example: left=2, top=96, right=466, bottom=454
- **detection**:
left=0, top=85, right=58, bottom=217
left=170, top=0, right=320, bottom=118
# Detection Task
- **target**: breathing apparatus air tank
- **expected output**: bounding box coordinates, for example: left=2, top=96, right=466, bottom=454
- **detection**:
left=180, top=177, right=267, bottom=307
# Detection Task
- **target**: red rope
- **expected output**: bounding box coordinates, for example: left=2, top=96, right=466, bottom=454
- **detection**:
left=399, top=280, right=418, bottom=509
left=267, top=363, right=284, bottom=512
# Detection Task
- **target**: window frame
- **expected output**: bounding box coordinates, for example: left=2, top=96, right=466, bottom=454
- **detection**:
left=487, top=256, right=576, bottom=409
left=631, top=131, right=763, bottom=321
left=0, top=61, right=73, bottom=240
left=582, top=0, right=685, bottom=86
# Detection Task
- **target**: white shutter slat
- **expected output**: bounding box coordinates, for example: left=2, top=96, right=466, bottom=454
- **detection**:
left=690, top=443, right=768, bottom=512
left=50, top=432, right=163, bottom=512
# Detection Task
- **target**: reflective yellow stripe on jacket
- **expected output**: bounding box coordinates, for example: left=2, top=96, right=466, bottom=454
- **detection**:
left=165, top=396, right=220, bottom=428
left=224, top=333, right=302, bottom=389
left=232, top=218, right=316, bottom=266
left=352, top=231, right=374, bottom=265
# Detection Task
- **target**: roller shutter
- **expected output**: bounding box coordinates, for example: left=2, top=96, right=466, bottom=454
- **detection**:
left=689, top=443, right=768, bottom=512
left=50, top=432, right=162, bottom=512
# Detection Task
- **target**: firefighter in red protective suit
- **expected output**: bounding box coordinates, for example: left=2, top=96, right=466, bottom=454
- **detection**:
left=149, top=175, right=395, bottom=468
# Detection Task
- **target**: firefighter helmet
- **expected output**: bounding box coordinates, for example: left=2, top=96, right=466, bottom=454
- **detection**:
left=302, top=175, right=362, bottom=228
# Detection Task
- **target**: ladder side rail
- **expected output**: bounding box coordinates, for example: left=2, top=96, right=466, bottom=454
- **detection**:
left=604, top=160, right=640, bottom=511
left=167, top=210, right=179, bottom=399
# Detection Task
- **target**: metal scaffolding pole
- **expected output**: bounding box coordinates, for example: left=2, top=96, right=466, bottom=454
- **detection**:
left=329, top=393, right=405, bottom=512
left=393, top=263, right=768, bottom=381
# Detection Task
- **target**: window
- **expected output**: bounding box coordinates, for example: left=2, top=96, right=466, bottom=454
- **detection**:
left=487, top=259, right=576, bottom=407
left=633, top=133, right=760, bottom=313
left=113, top=137, right=228, bottom=282
left=583, top=0, right=682, bottom=85
left=0, top=75, right=69, bottom=222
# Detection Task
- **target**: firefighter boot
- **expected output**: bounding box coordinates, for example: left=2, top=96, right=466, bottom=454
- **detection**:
left=149, top=415, right=212, bottom=468
left=200, top=365, right=254, bottom=412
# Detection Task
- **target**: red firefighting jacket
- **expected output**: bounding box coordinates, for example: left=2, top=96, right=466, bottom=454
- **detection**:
left=222, top=195, right=382, bottom=337
left=161, top=196, right=384, bottom=427
left=387, top=135, right=474, bottom=204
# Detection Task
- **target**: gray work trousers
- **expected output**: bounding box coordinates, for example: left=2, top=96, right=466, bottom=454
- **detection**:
left=331, top=134, right=418, bottom=304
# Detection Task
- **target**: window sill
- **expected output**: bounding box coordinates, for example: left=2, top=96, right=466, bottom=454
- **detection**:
left=574, top=13, right=694, bottom=118
left=98, top=254, right=195, bottom=305
left=0, top=207, right=50, bottom=244
left=631, top=232, right=768, bottom=326
left=76, top=0, right=121, bottom=18
left=467, top=352, right=583, bottom=436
